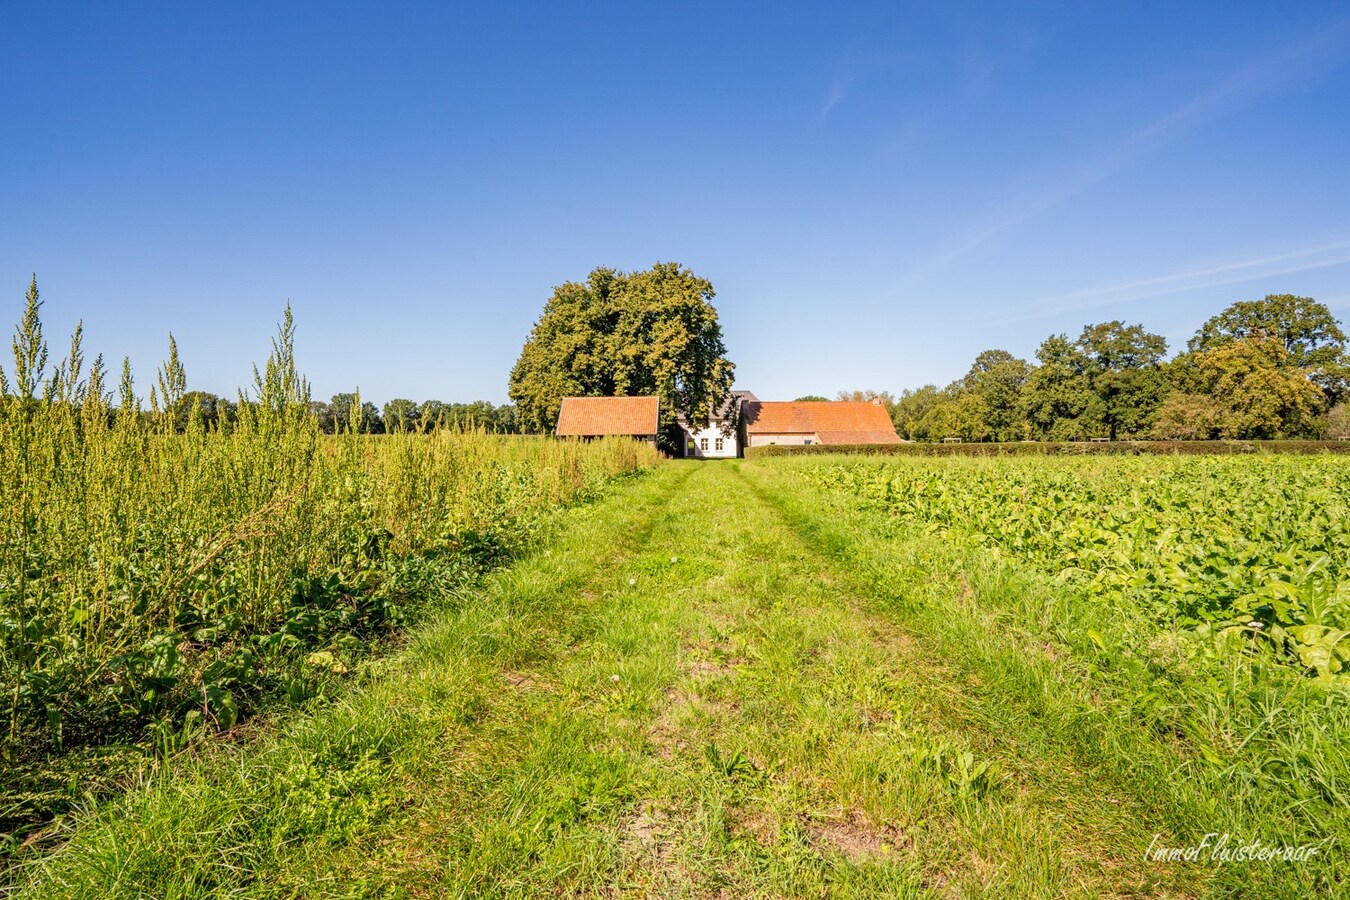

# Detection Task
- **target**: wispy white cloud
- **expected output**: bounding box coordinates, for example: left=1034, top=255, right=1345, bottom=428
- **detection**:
left=820, top=79, right=852, bottom=120
left=893, top=15, right=1350, bottom=289
left=1000, top=235, right=1350, bottom=323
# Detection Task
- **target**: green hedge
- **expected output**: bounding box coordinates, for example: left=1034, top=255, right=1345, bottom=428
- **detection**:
left=744, top=440, right=1350, bottom=459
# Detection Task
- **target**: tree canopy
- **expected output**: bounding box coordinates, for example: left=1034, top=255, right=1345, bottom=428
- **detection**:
left=876, top=294, right=1345, bottom=442
left=1190, top=294, right=1348, bottom=402
left=1077, top=321, right=1168, bottom=440
left=963, top=350, right=1032, bottom=441
left=508, top=263, right=735, bottom=434
left=1190, top=293, right=1346, bottom=366
left=1020, top=334, right=1097, bottom=440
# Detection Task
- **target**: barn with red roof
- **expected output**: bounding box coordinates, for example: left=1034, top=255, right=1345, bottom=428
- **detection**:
left=740, top=400, right=902, bottom=448
left=554, top=396, right=660, bottom=447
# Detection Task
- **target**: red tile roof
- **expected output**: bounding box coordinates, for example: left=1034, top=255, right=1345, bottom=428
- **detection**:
left=555, top=396, right=660, bottom=436
left=743, top=401, right=902, bottom=444
left=814, top=429, right=904, bottom=445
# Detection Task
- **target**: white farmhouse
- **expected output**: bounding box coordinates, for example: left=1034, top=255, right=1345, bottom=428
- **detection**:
left=680, top=391, right=757, bottom=459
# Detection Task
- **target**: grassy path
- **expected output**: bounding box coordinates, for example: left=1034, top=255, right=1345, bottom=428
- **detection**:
left=11, top=461, right=1300, bottom=897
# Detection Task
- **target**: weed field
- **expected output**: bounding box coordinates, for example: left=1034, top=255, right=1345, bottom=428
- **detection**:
left=5, top=453, right=1347, bottom=897
left=0, top=326, right=657, bottom=843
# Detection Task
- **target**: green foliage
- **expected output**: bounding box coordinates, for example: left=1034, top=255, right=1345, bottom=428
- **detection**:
left=900, top=295, right=1346, bottom=443
left=799, top=455, right=1350, bottom=684
left=0, top=281, right=660, bottom=837
left=1150, top=392, right=1220, bottom=440
left=381, top=398, right=419, bottom=433
left=150, top=334, right=186, bottom=420
left=1329, top=402, right=1349, bottom=440
left=901, top=732, right=1001, bottom=801
left=326, top=392, right=383, bottom=433
left=917, top=385, right=990, bottom=442
left=1020, top=333, right=1097, bottom=440
left=1187, top=336, right=1323, bottom=438
left=961, top=350, right=1031, bottom=441
left=888, top=384, right=942, bottom=440
left=317, top=395, right=516, bottom=436
left=6, top=276, right=47, bottom=404
left=1076, top=321, right=1168, bottom=439
left=508, top=262, right=735, bottom=434
left=745, top=439, right=1350, bottom=458
left=703, top=742, right=761, bottom=782
left=1191, top=293, right=1348, bottom=400
left=418, top=399, right=517, bottom=433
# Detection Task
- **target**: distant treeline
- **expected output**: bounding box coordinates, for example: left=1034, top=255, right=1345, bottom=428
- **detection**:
left=842, top=294, right=1349, bottom=442
left=311, top=396, right=517, bottom=434
left=101, top=392, right=517, bottom=434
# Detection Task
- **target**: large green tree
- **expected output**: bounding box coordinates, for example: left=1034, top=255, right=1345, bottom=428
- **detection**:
left=962, top=349, right=1031, bottom=441
left=382, top=398, right=420, bottom=433
left=1193, top=292, right=1339, bottom=383
left=890, top=385, right=943, bottom=440
left=1020, top=334, right=1098, bottom=440
left=1076, top=321, right=1168, bottom=439
left=329, top=393, right=383, bottom=433
left=1189, top=293, right=1347, bottom=400
left=509, top=263, right=735, bottom=434
left=1194, top=337, right=1321, bottom=438
left=915, top=386, right=990, bottom=442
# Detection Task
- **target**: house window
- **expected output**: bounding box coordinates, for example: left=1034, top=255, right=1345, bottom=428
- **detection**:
left=804, top=439, right=812, bottom=445
left=715, top=438, right=724, bottom=452
left=699, top=438, right=709, bottom=451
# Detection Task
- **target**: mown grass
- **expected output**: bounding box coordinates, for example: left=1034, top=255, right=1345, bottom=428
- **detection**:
left=747, top=455, right=1347, bottom=897
left=16, top=459, right=1334, bottom=897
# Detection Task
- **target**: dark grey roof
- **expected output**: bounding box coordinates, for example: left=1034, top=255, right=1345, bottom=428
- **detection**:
left=717, top=390, right=758, bottom=419
left=676, top=390, right=757, bottom=427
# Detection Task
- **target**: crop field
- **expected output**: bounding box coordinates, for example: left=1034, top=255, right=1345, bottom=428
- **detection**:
left=4, top=447, right=1347, bottom=897
left=787, top=456, right=1350, bottom=845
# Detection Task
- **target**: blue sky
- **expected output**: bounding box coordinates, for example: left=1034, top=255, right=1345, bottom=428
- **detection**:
left=4, top=2, right=1350, bottom=405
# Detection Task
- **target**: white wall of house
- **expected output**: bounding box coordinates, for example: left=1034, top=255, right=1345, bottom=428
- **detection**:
left=685, top=424, right=739, bottom=458
left=746, top=433, right=817, bottom=447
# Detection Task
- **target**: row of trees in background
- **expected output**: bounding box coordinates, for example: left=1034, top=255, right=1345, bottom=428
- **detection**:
left=311, top=396, right=516, bottom=434
left=151, top=393, right=517, bottom=434
left=876, top=295, right=1348, bottom=442
left=101, top=390, right=516, bottom=434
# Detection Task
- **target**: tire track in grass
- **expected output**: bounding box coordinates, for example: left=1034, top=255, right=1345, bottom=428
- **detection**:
left=14, top=460, right=1229, bottom=898
left=305, top=461, right=703, bottom=898
left=562, top=463, right=1202, bottom=898
left=9, top=463, right=695, bottom=900
left=729, top=461, right=1204, bottom=895
left=732, top=460, right=1314, bottom=899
